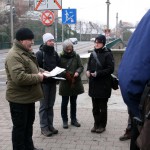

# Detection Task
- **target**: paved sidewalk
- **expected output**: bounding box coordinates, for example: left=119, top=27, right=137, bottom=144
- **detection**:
left=0, top=84, right=130, bottom=150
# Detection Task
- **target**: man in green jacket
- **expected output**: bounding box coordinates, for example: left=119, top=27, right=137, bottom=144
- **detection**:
left=5, top=28, right=44, bottom=150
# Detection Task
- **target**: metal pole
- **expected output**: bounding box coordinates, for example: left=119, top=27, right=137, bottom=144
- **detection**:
left=80, top=21, right=81, bottom=41
left=116, top=12, right=118, bottom=38
left=106, top=0, right=110, bottom=30
left=10, top=0, right=14, bottom=46
left=62, top=24, right=64, bottom=42
left=55, top=18, right=58, bottom=51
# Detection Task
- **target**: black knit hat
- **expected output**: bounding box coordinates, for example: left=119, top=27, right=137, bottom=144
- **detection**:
left=95, top=34, right=106, bottom=45
left=15, top=28, right=34, bottom=41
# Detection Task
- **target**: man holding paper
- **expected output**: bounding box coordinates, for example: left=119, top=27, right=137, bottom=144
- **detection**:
left=36, top=33, right=60, bottom=137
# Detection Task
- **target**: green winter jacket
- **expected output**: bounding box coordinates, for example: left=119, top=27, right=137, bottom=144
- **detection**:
left=5, top=40, right=43, bottom=103
left=59, top=50, right=84, bottom=96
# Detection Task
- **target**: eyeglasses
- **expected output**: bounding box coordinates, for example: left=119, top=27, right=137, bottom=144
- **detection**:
left=94, top=42, right=103, bottom=44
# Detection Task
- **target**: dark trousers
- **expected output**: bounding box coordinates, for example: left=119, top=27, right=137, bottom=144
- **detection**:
left=127, top=107, right=131, bottom=130
left=9, top=102, right=35, bottom=150
left=61, top=95, right=77, bottom=122
left=130, top=113, right=140, bottom=150
left=39, top=83, right=56, bottom=128
left=92, top=98, right=108, bottom=128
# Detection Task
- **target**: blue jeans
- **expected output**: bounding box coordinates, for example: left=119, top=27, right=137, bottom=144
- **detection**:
left=61, top=95, right=77, bottom=122
left=39, top=83, right=56, bottom=128
left=9, top=102, right=35, bottom=150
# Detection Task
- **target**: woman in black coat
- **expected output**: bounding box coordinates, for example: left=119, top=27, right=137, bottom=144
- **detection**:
left=86, top=34, right=114, bottom=133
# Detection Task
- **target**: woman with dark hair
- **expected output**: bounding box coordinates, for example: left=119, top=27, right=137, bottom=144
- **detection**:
left=86, top=34, right=114, bottom=133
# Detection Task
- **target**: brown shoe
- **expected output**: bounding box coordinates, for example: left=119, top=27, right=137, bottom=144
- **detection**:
left=96, top=127, right=105, bottom=133
left=119, top=129, right=131, bottom=141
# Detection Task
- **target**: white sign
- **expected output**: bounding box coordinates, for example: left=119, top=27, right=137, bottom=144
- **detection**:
left=34, top=0, right=62, bottom=11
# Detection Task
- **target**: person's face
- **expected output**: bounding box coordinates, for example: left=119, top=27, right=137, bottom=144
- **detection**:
left=94, top=40, right=104, bottom=49
left=65, top=45, right=73, bottom=53
left=20, top=39, right=34, bottom=51
left=46, top=39, right=55, bottom=47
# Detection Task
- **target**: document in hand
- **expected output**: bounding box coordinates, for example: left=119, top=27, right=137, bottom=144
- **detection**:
left=43, top=67, right=66, bottom=77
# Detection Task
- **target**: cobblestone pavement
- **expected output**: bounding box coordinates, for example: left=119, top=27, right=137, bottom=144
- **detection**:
left=0, top=84, right=130, bottom=150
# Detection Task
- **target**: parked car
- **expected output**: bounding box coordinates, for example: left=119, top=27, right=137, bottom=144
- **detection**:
left=69, top=38, right=78, bottom=44
left=90, top=38, right=95, bottom=42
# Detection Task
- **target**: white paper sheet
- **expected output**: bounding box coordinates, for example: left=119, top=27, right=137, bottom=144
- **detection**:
left=43, top=67, right=65, bottom=77
left=52, top=77, right=66, bottom=80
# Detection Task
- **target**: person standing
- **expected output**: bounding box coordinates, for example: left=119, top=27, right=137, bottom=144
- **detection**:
left=5, top=28, right=44, bottom=150
left=86, top=35, right=114, bottom=133
left=118, top=10, right=150, bottom=150
left=59, top=39, right=84, bottom=129
left=119, top=108, right=131, bottom=141
left=36, top=33, right=60, bottom=136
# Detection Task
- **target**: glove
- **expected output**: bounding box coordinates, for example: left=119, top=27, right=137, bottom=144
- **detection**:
left=66, top=72, right=72, bottom=83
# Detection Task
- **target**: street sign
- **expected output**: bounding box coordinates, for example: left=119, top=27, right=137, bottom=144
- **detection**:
left=34, top=0, right=62, bottom=11
left=62, top=9, right=77, bottom=24
left=41, top=10, right=55, bottom=26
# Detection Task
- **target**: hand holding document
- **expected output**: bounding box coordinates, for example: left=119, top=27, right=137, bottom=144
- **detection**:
left=43, top=66, right=65, bottom=78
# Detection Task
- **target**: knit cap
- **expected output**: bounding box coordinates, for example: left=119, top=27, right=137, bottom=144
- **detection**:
left=43, top=33, right=54, bottom=43
left=16, top=28, right=34, bottom=41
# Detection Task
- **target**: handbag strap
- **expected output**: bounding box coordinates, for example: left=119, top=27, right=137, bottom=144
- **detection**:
left=92, top=51, right=102, bottom=67
left=66, top=57, right=74, bottom=70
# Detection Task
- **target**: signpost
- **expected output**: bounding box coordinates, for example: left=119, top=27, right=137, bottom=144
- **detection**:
left=62, top=9, right=77, bottom=24
left=34, top=0, right=62, bottom=11
left=41, top=10, right=55, bottom=26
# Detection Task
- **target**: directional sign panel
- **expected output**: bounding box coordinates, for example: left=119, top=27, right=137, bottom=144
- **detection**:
left=34, top=0, right=62, bottom=11
left=62, top=9, right=77, bottom=24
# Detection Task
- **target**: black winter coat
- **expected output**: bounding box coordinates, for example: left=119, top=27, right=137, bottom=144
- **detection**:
left=36, top=44, right=60, bottom=83
left=87, top=47, right=114, bottom=98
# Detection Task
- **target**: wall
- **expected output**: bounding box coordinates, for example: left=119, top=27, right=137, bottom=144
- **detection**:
left=80, top=49, right=125, bottom=83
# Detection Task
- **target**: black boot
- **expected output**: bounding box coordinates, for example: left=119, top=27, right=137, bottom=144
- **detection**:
left=41, top=127, right=52, bottom=137
left=71, top=120, right=81, bottom=127
left=63, top=121, right=68, bottom=129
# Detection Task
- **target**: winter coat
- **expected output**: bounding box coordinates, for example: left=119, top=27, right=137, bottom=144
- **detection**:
left=36, top=44, right=60, bottom=83
left=118, top=10, right=150, bottom=117
left=5, top=40, right=43, bottom=104
left=87, top=47, right=114, bottom=98
left=59, top=50, right=84, bottom=96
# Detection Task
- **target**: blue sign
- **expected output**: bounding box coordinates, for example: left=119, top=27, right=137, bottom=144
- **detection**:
left=62, top=9, right=77, bottom=24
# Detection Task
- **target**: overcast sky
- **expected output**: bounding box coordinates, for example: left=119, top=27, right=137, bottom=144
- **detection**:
left=58, top=0, right=150, bottom=28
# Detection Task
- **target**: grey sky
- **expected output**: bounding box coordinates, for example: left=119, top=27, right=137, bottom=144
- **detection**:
left=58, top=0, right=150, bottom=28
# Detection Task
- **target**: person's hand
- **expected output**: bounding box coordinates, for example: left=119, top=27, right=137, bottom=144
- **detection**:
left=86, top=71, right=90, bottom=78
left=38, top=72, right=44, bottom=81
left=91, top=71, right=97, bottom=77
left=66, top=72, right=72, bottom=83
left=74, top=72, right=79, bottom=77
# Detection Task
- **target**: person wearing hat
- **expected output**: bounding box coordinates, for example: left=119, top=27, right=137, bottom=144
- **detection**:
left=59, top=39, right=84, bottom=129
left=36, top=33, right=60, bottom=137
left=86, top=34, right=114, bottom=133
left=5, top=28, right=44, bottom=150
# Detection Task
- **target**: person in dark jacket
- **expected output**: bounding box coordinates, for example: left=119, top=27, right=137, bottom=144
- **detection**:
left=5, top=28, right=44, bottom=150
left=118, top=10, right=150, bottom=150
left=86, top=34, right=114, bottom=133
left=59, top=39, right=84, bottom=129
left=36, top=33, right=60, bottom=137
